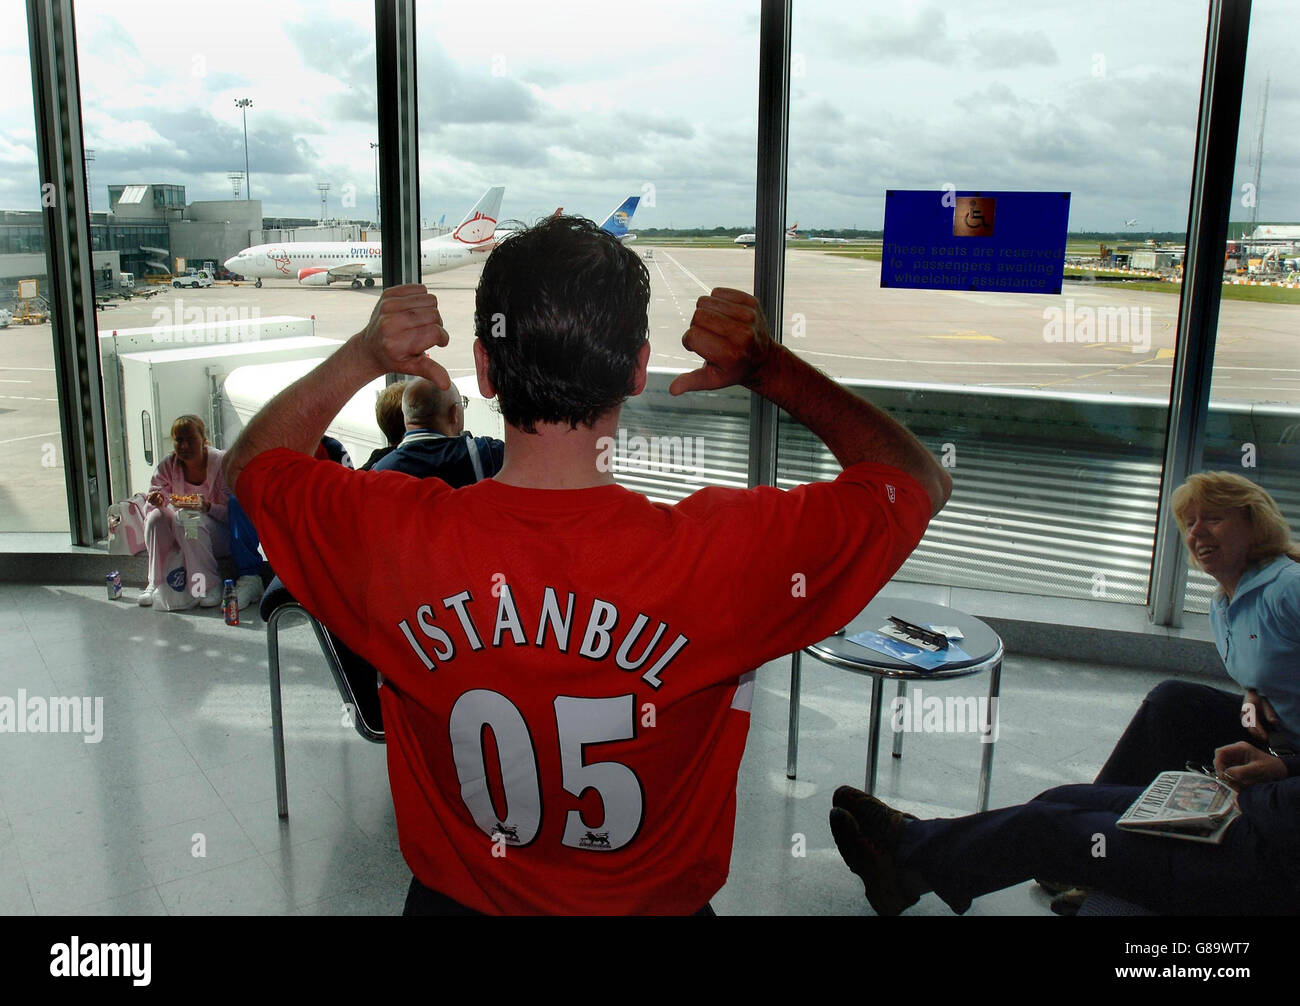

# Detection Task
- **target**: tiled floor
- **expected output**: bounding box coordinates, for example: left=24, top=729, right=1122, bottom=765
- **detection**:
left=0, top=582, right=1230, bottom=915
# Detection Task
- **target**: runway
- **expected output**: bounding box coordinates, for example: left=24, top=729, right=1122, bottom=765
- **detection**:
left=2, top=245, right=1297, bottom=531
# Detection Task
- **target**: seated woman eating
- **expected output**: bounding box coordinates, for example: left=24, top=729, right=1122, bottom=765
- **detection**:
left=137, top=414, right=231, bottom=610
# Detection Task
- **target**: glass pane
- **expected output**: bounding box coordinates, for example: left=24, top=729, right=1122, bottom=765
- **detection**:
left=416, top=1, right=759, bottom=497
left=1192, top=0, right=1300, bottom=613
left=784, top=1, right=1210, bottom=605
left=0, top=5, right=71, bottom=533
left=73, top=0, right=382, bottom=500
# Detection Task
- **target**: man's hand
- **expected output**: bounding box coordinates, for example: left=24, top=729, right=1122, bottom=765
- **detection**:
left=669, top=288, right=779, bottom=396
left=1214, top=740, right=1287, bottom=790
left=1241, top=689, right=1279, bottom=742
left=357, top=284, right=452, bottom=389
left=146, top=490, right=165, bottom=508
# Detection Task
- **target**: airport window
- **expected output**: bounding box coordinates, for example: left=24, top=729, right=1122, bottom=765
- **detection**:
left=1190, top=0, right=1300, bottom=613
left=416, top=0, right=760, bottom=499
left=0, top=4, right=72, bottom=533
left=782, top=1, right=1211, bottom=607
left=71, top=0, right=382, bottom=501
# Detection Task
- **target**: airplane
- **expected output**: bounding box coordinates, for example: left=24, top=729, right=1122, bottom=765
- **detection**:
left=494, top=196, right=639, bottom=245
left=734, top=222, right=798, bottom=247
left=599, top=195, right=640, bottom=242
left=224, top=186, right=504, bottom=289
left=1124, top=218, right=1139, bottom=228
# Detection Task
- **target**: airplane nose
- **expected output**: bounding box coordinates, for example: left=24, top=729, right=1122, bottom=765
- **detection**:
left=224, top=256, right=239, bottom=270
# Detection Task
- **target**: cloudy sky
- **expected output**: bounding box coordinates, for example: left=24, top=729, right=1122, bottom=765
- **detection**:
left=1, top=0, right=1296, bottom=231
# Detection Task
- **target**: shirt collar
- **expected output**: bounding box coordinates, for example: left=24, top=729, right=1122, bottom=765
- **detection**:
left=1224, top=555, right=1292, bottom=607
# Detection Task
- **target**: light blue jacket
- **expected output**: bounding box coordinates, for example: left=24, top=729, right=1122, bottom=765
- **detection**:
left=1211, top=555, right=1300, bottom=736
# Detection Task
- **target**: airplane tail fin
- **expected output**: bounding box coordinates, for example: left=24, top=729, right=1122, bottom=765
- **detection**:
left=786, top=221, right=799, bottom=238
left=450, top=186, right=505, bottom=245
left=598, top=195, right=640, bottom=239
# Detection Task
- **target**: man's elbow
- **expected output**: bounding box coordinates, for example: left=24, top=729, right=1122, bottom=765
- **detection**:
left=927, top=468, right=953, bottom=516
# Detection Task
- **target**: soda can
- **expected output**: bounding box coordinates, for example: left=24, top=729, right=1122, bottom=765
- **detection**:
left=106, top=571, right=122, bottom=600
left=222, top=578, right=239, bottom=626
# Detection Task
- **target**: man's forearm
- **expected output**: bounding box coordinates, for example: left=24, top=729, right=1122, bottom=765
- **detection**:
left=751, top=346, right=952, bottom=514
left=223, top=338, right=380, bottom=489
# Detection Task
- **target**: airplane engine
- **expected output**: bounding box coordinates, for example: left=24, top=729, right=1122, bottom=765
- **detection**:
left=298, top=268, right=331, bottom=287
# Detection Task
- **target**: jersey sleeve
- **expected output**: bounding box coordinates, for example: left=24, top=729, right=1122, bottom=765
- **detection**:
left=680, top=461, right=934, bottom=671
left=235, top=447, right=446, bottom=649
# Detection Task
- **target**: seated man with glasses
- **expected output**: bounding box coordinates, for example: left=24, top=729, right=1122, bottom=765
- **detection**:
left=370, top=377, right=503, bottom=486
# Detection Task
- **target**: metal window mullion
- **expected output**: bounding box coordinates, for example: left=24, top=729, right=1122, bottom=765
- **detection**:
left=748, top=0, right=792, bottom=490
left=1148, top=0, right=1251, bottom=627
left=27, top=0, right=109, bottom=544
left=376, top=0, right=421, bottom=335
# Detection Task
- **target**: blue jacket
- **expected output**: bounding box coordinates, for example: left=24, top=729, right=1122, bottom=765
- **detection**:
left=370, top=429, right=504, bottom=487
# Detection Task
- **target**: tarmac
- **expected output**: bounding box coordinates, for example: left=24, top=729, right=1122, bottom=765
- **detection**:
left=3, top=246, right=1297, bottom=532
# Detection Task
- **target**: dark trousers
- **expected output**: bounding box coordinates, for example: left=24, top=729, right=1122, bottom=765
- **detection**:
left=897, top=782, right=1295, bottom=915
left=1094, top=679, right=1255, bottom=785
left=226, top=495, right=263, bottom=579
left=402, top=876, right=716, bottom=916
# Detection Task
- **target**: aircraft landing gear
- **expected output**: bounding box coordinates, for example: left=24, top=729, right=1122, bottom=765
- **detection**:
left=364, top=277, right=375, bottom=288
left=350, top=278, right=363, bottom=289
left=255, top=278, right=262, bottom=288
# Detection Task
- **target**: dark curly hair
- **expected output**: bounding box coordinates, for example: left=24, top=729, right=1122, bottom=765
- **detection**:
left=474, top=214, right=650, bottom=432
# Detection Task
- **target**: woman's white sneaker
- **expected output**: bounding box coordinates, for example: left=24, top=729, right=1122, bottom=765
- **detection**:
left=137, top=587, right=156, bottom=606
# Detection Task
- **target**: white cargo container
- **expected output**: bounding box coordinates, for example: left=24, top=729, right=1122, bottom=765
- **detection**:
left=100, top=315, right=319, bottom=498
left=223, top=358, right=500, bottom=469
left=118, top=336, right=339, bottom=495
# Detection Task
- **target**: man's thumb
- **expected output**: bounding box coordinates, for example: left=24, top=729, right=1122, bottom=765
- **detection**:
left=669, top=367, right=720, bottom=396
left=403, top=354, right=452, bottom=390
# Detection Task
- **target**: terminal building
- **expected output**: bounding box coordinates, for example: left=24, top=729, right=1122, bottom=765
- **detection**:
left=1, top=0, right=1297, bottom=936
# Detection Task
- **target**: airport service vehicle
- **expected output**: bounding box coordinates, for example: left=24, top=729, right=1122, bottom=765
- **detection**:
left=734, top=222, right=799, bottom=247
left=0, top=308, right=11, bottom=328
left=172, top=270, right=213, bottom=289
left=224, top=359, right=496, bottom=469
left=117, top=335, right=338, bottom=495
left=223, top=186, right=504, bottom=289
left=100, top=315, right=319, bottom=499
left=120, top=272, right=135, bottom=292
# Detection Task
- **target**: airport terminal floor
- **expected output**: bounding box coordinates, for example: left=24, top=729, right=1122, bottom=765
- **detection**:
left=0, top=578, right=1216, bottom=917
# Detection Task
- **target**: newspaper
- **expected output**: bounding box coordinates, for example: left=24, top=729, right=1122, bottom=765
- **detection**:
left=1117, top=771, right=1240, bottom=844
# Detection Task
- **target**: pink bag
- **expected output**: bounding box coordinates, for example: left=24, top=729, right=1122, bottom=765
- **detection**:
left=107, top=494, right=149, bottom=555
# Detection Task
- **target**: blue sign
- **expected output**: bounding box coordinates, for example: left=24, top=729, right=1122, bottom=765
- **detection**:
left=880, top=190, right=1071, bottom=294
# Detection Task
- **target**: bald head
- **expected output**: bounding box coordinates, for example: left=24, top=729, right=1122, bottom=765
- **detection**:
left=402, top=378, right=463, bottom=437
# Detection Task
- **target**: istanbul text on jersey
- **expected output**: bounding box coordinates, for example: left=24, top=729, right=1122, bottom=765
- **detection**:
left=396, top=584, right=689, bottom=689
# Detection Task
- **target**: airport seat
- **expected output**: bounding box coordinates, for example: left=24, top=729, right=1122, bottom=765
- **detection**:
left=261, top=578, right=385, bottom=819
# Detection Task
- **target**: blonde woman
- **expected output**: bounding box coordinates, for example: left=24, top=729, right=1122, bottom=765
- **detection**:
left=1095, top=471, right=1300, bottom=784
left=137, top=414, right=231, bottom=609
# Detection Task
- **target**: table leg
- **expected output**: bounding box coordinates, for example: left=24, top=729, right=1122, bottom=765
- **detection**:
left=892, top=680, right=906, bottom=759
left=865, top=674, right=883, bottom=795
left=976, top=658, right=1002, bottom=813
left=786, top=650, right=802, bottom=780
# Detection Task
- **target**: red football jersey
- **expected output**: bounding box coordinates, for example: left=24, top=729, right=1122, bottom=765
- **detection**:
left=238, top=449, right=931, bottom=914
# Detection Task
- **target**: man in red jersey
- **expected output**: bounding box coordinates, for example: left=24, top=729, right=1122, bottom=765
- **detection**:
left=224, top=215, right=951, bottom=915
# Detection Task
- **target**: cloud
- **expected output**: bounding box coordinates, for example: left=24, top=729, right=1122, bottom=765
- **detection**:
left=966, top=28, right=1059, bottom=68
